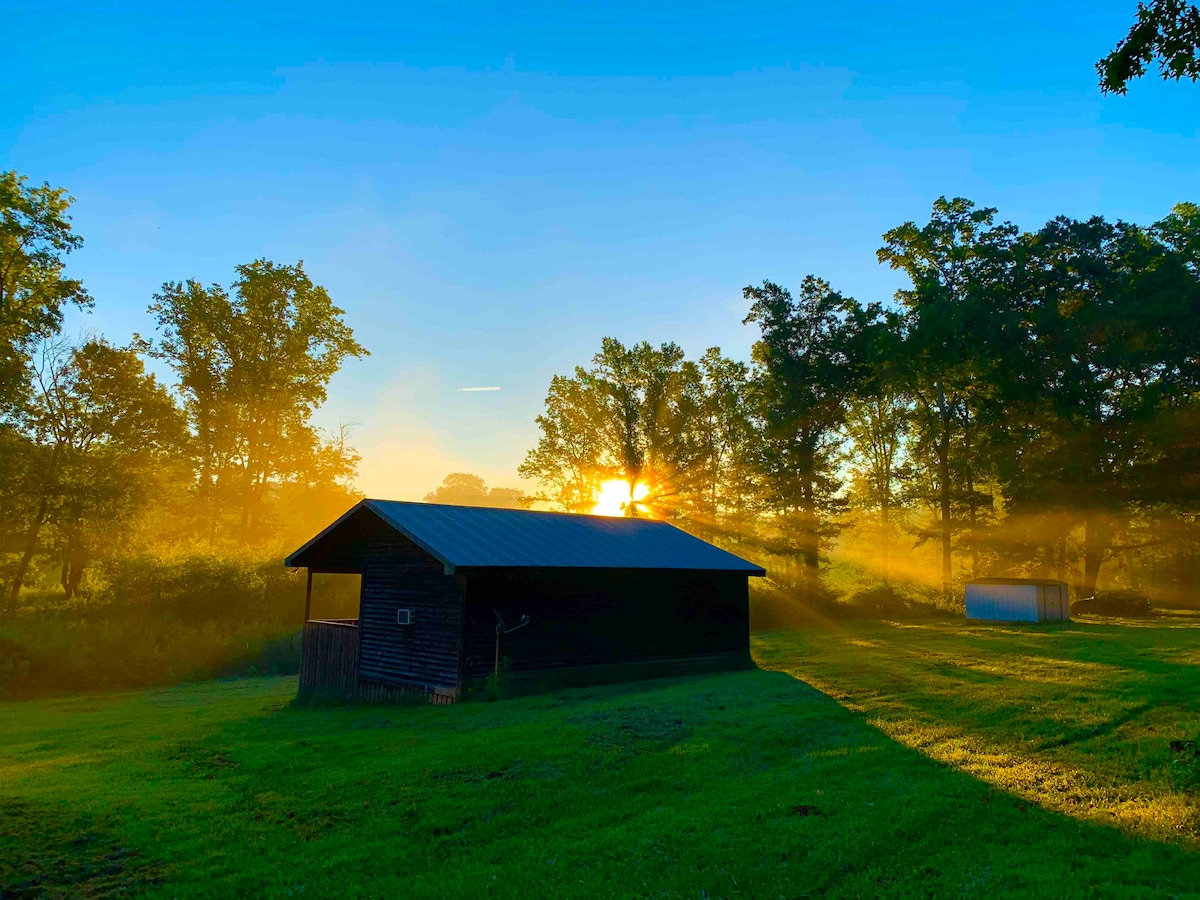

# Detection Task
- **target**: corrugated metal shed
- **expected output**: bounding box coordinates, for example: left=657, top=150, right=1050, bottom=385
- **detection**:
left=965, top=578, right=1069, bottom=623
left=286, top=499, right=766, bottom=575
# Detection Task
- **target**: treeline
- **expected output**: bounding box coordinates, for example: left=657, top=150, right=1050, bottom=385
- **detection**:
left=1, top=171, right=366, bottom=691
left=522, top=197, right=1200, bottom=611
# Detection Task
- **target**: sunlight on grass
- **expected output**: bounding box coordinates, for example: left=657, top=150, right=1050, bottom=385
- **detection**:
left=3, top=628, right=1199, bottom=897
left=0, top=754, right=105, bottom=784
left=865, top=715, right=1200, bottom=842
left=755, top=622, right=1200, bottom=848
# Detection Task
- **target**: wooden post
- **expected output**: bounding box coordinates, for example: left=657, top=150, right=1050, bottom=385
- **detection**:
left=303, top=568, right=313, bottom=624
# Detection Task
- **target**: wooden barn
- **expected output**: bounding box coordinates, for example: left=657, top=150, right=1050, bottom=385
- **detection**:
left=287, top=499, right=766, bottom=703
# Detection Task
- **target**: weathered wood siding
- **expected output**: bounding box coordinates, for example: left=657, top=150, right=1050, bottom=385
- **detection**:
left=298, top=620, right=457, bottom=704
left=357, top=530, right=464, bottom=693
left=461, top=568, right=751, bottom=684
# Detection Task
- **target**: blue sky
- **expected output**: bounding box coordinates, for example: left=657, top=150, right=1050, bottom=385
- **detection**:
left=4, top=1, right=1197, bottom=499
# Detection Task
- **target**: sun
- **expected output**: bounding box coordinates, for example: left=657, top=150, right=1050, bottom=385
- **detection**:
left=590, top=479, right=649, bottom=517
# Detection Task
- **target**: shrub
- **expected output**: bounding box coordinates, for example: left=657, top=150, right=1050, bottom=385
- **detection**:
left=1071, top=590, right=1155, bottom=617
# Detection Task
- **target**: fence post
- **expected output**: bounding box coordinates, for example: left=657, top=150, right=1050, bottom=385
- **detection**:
left=303, top=568, right=313, bottom=624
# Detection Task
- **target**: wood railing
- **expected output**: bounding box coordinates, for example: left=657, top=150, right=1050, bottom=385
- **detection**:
left=298, top=619, right=360, bottom=700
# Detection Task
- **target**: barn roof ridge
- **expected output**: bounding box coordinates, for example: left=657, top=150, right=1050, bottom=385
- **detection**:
left=287, top=498, right=766, bottom=575
left=363, top=497, right=691, bottom=523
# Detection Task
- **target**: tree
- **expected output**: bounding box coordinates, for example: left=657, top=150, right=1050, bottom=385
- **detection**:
left=1098, top=0, right=1200, bottom=93
left=521, top=339, right=748, bottom=519
left=0, top=172, right=92, bottom=413
left=743, top=277, right=878, bottom=594
left=146, top=260, right=367, bottom=541
left=424, top=473, right=529, bottom=508
left=587, top=337, right=708, bottom=511
left=518, top=373, right=608, bottom=512
left=9, top=340, right=185, bottom=604
left=689, top=348, right=758, bottom=530
left=987, top=213, right=1200, bottom=596
left=878, top=197, right=1017, bottom=596
left=521, top=338, right=709, bottom=516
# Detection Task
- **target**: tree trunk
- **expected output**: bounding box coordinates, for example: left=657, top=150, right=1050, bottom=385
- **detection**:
left=60, top=507, right=85, bottom=602
left=937, top=414, right=952, bottom=598
left=9, top=493, right=49, bottom=609
left=880, top=498, right=891, bottom=586
left=966, top=470, right=979, bottom=578
left=1082, top=515, right=1113, bottom=598
left=798, top=454, right=820, bottom=601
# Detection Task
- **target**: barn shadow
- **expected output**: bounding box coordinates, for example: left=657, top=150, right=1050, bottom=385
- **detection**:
left=196, top=661, right=1200, bottom=894
left=32, top=653, right=1189, bottom=896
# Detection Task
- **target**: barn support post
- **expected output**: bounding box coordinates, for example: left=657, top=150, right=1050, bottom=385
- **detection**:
left=303, top=568, right=313, bottom=624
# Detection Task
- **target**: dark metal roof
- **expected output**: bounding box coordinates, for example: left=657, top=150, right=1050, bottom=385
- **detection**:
left=286, top=499, right=766, bottom=575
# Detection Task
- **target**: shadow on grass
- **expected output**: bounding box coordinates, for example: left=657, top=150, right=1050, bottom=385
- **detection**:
left=6, top=657, right=1200, bottom=897
left=755, top=622, right=1200, bottom=851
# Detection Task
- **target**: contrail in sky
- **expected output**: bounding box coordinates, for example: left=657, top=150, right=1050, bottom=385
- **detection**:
left=459, top=386, right=501, bottom=392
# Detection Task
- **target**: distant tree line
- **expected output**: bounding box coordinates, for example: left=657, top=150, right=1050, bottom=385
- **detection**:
left=0, top=170, right=367, bottom=611
left=522, top=198, right=1200, bottom=605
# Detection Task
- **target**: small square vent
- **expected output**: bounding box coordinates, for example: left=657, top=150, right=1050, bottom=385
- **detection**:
left=396, top=608, right=414, bottom=626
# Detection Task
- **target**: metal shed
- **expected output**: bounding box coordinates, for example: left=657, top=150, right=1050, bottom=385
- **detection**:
left=964, top=578, right=1070, bottom=623
left=286, top=499, right=766, bottom=703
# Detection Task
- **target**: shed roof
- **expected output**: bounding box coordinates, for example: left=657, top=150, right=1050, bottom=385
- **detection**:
left=286, top=499, right=766, bottom=575
left=966, top=578, right=1068, bottom=586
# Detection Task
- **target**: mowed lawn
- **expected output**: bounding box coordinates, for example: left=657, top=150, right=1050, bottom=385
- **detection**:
left=2, top=620, right=1199, bottom=899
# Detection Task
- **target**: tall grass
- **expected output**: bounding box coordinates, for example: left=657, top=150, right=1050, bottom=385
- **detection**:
left=0, top=549, right=360, bottom=696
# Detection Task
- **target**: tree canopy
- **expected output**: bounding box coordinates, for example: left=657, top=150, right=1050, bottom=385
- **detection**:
left=0, top=172, right=91, bottom=413
left=1099, top=0, right=1200, bottom=93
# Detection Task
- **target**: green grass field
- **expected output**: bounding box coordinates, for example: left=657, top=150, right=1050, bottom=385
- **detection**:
left=3, top=618, right=1198, bottom=898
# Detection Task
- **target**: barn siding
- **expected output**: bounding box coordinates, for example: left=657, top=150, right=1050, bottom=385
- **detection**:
left=356, top=531, right=464, bottom=693
left=460, top=568, right=751, bottom=684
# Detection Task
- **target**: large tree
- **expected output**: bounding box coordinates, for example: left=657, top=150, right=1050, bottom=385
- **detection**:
left=878, top=197, right=1017, bottom=596
left=518, top=372, right=608, bottom=512
left=147, top=260, right=367, bottom=540
left=9, top=340, right=185, bottom=604
left=0, top=172, right=91, bottom=413
left=987, top=212, right=1200, bottom=596
left=743, top=277, right=878, bottom=593
left=520, top=338, right=745, bottom=519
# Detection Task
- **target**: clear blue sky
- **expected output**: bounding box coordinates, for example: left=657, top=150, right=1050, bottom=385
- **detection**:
left=4, top=1, right=1196, bottom=499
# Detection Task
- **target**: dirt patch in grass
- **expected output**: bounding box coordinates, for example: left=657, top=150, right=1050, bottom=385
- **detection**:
left=0, top=799, right=167, bottom=898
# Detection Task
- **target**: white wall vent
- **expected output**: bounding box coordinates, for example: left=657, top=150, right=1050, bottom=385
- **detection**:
left=396, top=609, right=414, bottom=625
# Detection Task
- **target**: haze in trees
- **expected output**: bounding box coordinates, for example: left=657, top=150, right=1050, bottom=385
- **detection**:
left=520, top=199, right=1200, bottom=612
left=144, top=260, right=367, bottom=542
left=4, top=163, right=1200, bottom=691
left=519, top=337, right=754, bottom=524
left=423, top=473, right=529, bottom=509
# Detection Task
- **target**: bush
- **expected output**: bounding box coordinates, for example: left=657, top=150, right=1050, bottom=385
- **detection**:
left=1071, top=589, right=1155, bottom=617
left=843, top=585, right=946, bottom=619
